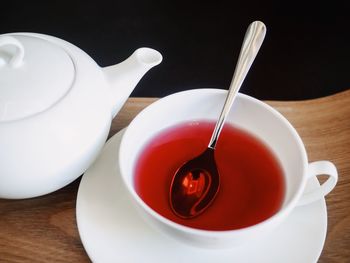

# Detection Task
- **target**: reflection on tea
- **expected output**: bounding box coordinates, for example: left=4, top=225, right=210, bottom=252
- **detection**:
left=134, top=121, right=285, bottom=230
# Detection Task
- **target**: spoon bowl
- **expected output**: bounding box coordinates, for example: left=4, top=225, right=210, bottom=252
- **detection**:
left=170, top=148, right=219, bottom=218
left=169, top=21, right=266, bottom=218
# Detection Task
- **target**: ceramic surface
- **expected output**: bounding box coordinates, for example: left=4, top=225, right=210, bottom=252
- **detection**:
left=0, top=33, right=162, bottom=198
left=118, top=89, right=337, bottom=247
left=76, top=130, right=328, bottom=263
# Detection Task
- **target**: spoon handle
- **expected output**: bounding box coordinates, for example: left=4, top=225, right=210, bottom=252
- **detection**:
left=208, top=21, right=266, bottom=149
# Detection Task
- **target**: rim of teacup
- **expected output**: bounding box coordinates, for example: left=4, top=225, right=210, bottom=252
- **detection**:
left=119, top=88, right=308, bottom=237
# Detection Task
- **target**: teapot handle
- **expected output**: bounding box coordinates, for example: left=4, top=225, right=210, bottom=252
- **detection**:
left=0, top=36, right=24, bottom=68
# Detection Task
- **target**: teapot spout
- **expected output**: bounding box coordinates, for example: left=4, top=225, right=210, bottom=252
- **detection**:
left=102, top=48, right=162, bottom=117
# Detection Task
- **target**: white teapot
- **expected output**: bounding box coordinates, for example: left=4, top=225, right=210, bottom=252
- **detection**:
left=0, top=33, right=162, bottom=199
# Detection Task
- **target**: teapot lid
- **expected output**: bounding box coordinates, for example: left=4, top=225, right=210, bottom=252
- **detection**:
left=0, top=34, right=75, bottom=122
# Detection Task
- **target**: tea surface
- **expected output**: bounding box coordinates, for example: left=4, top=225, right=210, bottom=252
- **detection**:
left=134, top=121, right=285, bottom=230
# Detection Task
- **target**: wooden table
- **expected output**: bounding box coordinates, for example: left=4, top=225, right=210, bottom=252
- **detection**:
left=1, top=90, right=349, bottom=263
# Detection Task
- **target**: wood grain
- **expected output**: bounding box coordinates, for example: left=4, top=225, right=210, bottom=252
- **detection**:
left=0, top=90, right=349, bottom=262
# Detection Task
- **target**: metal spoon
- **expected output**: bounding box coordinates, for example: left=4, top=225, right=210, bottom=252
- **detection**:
left=169, top=21, right=266, bottom=219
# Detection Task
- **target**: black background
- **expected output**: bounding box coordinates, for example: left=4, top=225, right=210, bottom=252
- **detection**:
left=1, top=0, right=349, bottom=100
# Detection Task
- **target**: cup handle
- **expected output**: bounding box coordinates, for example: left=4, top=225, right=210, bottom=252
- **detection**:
left=297, top=160, right=338, bottom=206
left=0, top=36, right=24, bottom=68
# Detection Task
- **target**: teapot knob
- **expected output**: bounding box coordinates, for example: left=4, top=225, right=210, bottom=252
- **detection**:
left=0, top=36, right=24, bottom=68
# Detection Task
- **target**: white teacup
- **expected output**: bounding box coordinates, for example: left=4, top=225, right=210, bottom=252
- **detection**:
left=119, top=89, right=338, bottom=248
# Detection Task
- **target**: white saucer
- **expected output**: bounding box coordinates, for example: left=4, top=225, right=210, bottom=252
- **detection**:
left=76, top=130, right=328, bottom=263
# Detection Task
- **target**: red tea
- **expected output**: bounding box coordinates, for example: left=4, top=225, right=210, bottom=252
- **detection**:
left=134, top=121, right=285, bottom=230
